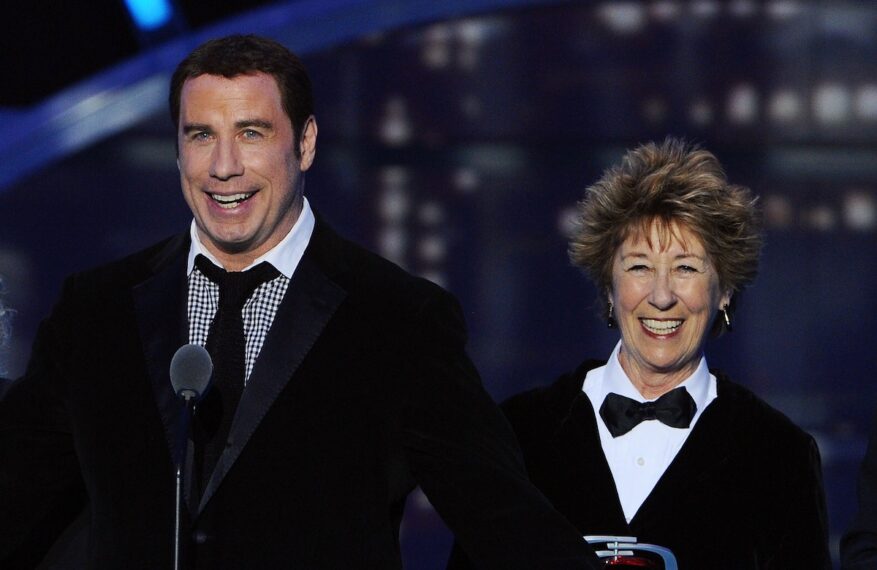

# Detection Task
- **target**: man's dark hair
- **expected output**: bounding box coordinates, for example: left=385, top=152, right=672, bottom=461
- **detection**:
left=169, top=34, right=313, bottom=157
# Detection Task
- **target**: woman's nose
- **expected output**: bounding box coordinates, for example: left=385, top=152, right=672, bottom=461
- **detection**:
left=648, top=271, right=677, bottom=310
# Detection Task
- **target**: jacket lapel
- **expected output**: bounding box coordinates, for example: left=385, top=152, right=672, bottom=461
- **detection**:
left=630, top=381, right=736, bottom=529
left=131, top=235, right=190, bottom=478
left=552, top=390, right=630, bottom=532
left=198, top=222, right=348, bottom=513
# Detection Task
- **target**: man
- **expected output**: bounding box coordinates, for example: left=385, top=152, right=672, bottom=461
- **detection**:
left=842, top=407, right=877, bottom=569
left=0, top=35, right=596, bottom=568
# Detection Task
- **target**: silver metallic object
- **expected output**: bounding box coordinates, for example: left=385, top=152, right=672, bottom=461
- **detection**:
left=584, top=535, right=678, bottom=570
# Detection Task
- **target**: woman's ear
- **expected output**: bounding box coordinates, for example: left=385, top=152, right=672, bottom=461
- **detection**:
left=720, top=289, right=732, bottom=310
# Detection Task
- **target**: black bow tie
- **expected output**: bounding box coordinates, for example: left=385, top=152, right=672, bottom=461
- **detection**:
left=599, top=387, right=697, bottom=438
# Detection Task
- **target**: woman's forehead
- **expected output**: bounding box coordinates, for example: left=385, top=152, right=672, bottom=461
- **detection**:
left=618, top=217, right=706, bottom=255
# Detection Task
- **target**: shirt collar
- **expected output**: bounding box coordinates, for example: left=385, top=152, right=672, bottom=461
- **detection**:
left=586, top=340, right=712, bottom=414
left=186, top=197, right=315, bottom=278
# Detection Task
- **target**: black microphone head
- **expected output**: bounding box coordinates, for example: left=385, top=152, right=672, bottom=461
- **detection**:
left=170, top=344, right=213, bottom=400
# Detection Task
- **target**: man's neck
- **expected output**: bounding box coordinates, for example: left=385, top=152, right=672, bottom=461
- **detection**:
left=206, top=245, right=270, bottom=272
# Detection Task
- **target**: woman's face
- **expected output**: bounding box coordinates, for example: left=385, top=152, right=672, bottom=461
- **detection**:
left=609, top=220, right=730, bottom=398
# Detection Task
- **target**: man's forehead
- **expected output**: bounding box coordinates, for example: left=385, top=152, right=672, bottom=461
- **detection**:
left=179, top=73, right=284, bottom=118
left=181, top=72, right=280, bottom=95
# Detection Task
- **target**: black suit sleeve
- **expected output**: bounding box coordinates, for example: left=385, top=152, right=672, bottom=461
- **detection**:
left=763, top=433, right=831, bottom=570
left=842, top=406, right=877, bottom=569
left=396, top=285, right=596, bottom=569
left=0, top=278, right=87, bottom=566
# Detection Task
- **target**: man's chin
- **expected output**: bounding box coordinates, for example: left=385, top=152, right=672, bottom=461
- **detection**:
left=200, top=229, right=259, bottom=256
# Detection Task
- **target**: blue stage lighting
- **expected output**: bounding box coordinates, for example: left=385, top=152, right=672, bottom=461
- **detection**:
left=124, top=0, right=173, bottom=31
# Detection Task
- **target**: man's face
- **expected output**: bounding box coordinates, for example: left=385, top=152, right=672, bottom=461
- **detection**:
left=177, top=72, right=317, bottom=270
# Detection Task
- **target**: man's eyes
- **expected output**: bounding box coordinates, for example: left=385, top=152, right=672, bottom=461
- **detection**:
left=186, top=130, right=264, bottom=141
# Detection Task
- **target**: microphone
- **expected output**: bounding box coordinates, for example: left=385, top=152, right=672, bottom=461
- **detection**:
left=169, top=344, right=212, bottom=570
left=170, top=343, right=213, bottom=402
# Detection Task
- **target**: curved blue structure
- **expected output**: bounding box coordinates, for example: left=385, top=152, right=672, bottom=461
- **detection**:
left=0, top=0, right=562, bottom=190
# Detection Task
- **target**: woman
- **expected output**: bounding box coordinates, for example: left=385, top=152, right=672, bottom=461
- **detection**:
left=449, top=139, right=829, bottom=569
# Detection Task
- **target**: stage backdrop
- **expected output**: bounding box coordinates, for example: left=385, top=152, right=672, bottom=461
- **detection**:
left=1, top=1, right=875, bottom=567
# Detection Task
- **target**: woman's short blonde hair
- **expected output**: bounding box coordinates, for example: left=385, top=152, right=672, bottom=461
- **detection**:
left=568, top=138, right=762, bottom=324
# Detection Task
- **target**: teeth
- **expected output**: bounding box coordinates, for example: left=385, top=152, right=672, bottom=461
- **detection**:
left=641, top=319, right=682, bottom=334
left=210, top=193, right=253, bottom=209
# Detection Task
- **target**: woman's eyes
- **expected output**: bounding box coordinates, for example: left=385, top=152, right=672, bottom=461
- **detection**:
left=625, top=264, right=701, bottom=273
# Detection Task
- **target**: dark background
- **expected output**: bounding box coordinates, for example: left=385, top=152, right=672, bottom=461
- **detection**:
left=2, top=1, right=876, bottom=568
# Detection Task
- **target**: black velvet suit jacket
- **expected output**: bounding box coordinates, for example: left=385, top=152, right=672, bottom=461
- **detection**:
left=450, top=359, right=831, bottom=569
left=841, top=404, right=877, bottom=569
left=0, top=219, right=596, bottom=569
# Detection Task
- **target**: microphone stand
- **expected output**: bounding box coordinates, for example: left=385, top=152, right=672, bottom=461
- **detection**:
left=173, top=390, right=198, bottom=570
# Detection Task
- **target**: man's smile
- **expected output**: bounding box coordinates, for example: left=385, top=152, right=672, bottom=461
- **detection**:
left=208, top=191, right=256, bottom=209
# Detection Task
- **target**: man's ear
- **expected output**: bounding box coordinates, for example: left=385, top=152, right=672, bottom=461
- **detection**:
left=298, top=116, right=318, bottom=171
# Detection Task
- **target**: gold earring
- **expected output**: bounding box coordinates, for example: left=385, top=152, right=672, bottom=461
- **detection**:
left=722, top=304, right=732, bottom=331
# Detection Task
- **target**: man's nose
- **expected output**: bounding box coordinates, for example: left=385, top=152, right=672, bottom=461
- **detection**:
left=209, top=139, right=243, bottom=180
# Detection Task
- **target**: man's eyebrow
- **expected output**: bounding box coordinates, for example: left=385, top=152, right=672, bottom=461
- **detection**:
left=235, top=119, right=274, bottom=130
left=182, top=123, right=211, bottom=135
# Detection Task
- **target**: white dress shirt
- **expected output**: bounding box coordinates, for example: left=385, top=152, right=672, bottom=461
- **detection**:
left=185, top=197, right=315, bottom=382
left=583, top=341, right=717, bottom=522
